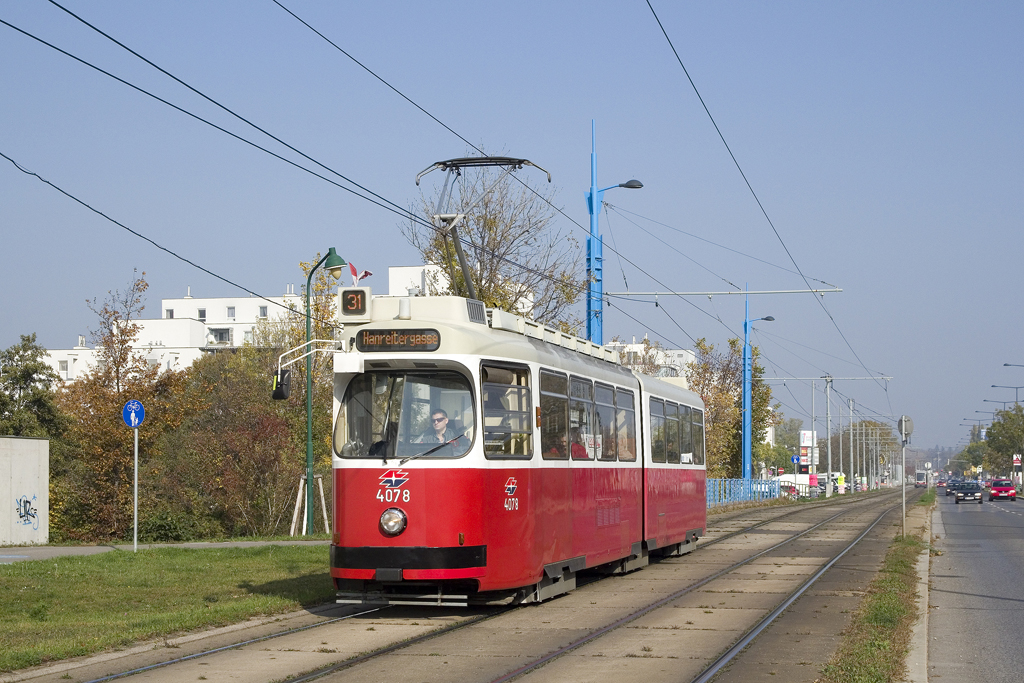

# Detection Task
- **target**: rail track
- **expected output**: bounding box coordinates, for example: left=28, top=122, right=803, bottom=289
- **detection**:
left=63, top=490, right=902, bottom=683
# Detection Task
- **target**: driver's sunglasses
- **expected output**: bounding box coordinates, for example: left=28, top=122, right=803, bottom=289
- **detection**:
left=432, top=417, right=447, bottom=423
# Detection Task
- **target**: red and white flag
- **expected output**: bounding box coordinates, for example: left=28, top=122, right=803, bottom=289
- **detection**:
left=349, top=263, right=372, bottom=287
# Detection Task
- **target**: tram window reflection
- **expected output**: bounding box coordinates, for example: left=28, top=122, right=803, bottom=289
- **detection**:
left=692, top=408, right=705, bottom=465
left=666, top=402, right=680, bottom=464
left=616, top=389, right=636, bottom=462
left=335, top=371, right=474, bottom=459
left=680, top=404, right=693, bottom=463
left=481, top=364, right=533, bottom=459
left=570, top=377, right=596, bottom=460
left=595, top=383, right=616, bottom=461
left=541, top=370, right=568, bottom=459
left=651, top=398, right=667, bottom=463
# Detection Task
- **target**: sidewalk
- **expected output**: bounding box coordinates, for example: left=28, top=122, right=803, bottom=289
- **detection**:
left=903, top=496, right=934, bottom=682
left=0, top=539, right=329, bottom=564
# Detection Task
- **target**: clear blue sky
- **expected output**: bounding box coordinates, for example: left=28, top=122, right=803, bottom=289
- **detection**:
left=2, top=1, right=1021, bottom=450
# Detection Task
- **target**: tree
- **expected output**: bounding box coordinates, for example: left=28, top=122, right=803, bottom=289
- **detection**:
left=252, top=254, right=339, bottom=491
left=87, top=270, right=149, bottom=394
left=152, top=350, right=303, bottom=537
left=684, top=338, right=779, bottom=478
left=52, top=272, right=193, bottom=541
left=775, top=417, right=802, bottom=452
left=983, top=405, right=1023, bottom=474
left=402, top=162, right=585, bottom=330
left=613, top=336, right=666, bottom=376
left=0, top=334, right=66, bottom=437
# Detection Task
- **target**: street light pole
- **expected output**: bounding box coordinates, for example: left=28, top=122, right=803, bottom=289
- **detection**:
left=992, top=384, right=1024, bottom=405
left=585, top=121, right=643, bottom=344
left=742, top=292, right=774, bottom=479
left=825, top=376, right=833, bottom=498
left=306, top=247, right=346, bottom=535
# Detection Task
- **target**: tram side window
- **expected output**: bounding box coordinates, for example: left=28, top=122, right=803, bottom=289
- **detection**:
left=616, top=389, right=637, bottom=461
left=541, top=370, right=569, bottom=459
left=651, top=398, right=667, bottom=463
left=570, top=377, right=595, bottom=460
left=481, top=364, right=533, bottom=459
left=595, top=384, right=616, bottom=461
left=679, top=404, right=693, bottom=463
left=692, top=408, right=705, bottom=465
left=666, top=402, right=680, bottom=464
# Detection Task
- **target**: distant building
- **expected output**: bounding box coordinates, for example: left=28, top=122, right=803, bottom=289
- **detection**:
left=45, top=285, right=302, bottom=380
left=605, top=336, right=695, bottom=387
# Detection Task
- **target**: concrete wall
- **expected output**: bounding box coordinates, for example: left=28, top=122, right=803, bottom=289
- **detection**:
left=0, top=437, right=49, bottom=545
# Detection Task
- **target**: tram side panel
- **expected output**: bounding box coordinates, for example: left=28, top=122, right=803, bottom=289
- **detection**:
left=641, top=380, right=708, bottom=551
left=571, top=464, right=643, bottom=568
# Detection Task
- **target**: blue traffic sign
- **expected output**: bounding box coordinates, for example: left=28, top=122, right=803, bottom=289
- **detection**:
left=791, top=455, right=799, bottom=464
left=122, top=400, right=145, bottom=429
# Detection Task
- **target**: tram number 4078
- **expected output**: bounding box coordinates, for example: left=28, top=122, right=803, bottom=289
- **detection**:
left=504, top=497, right=519, bottom=511
left=377, top=489, right=410, bottom=503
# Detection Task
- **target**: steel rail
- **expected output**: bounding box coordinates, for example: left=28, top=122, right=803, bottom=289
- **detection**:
left=699, top=489, right=889, bottom=550
left=487, top=491, right=900, bottom=683
left=81, top=607, right=388, bottom=683
left=78, top=490, right=893, bottom=683
left=689, top=503, right=897, bottom=683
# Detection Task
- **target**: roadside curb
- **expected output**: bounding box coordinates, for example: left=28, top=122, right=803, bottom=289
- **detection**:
left=903, top=498, right=934, bottom=682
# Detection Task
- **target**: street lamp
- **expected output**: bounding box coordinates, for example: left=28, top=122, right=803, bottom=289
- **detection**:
left=984, top=399, right=1013, bottom=409
left=586, top=120, right=642, bottom=344
left=306, top=247, right=346, bottom=534
left=992, top=384, right=1024, bottom=404
left=742, top=295, right=774, bottom=479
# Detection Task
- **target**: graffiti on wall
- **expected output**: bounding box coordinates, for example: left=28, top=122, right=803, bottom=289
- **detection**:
left=16, top=495, right=39, bottom=531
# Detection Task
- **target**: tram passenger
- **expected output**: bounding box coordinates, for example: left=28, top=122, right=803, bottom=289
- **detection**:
left=546, top=433, right=567, bottom=458
left=570, top=428, right=589, bottom=460
left=417, top=408, right=458, bottom=444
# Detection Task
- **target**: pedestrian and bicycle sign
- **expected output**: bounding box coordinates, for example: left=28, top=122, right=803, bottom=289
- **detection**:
left=122, top=400, right=145, bottom=429
left=121, top=400, right=145, bottom=553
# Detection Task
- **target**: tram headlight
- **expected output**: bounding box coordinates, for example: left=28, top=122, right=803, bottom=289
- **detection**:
left=379, top=508, right=407, bottom=537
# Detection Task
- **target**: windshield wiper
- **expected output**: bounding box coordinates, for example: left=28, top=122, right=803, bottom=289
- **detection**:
left=400, top=433, right=467, bottom=465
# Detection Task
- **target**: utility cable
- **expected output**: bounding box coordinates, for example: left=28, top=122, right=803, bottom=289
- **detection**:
left=602, top=207, right=630, bottom=291
left=0, top=17, right=578, bottom=305
left=645, top=1, right=888, bottom=394
left=605, top=204, right=836, bottom=287
left=0, top=150, right=330, bottom=325
left=603, top=203, right=741, bottom=290
left=270, top=0, right=737, bottom=334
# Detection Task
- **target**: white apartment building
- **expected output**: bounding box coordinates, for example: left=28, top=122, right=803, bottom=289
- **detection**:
left=605, top=336, right=696, bottom=386
left=46, top=285, right=303, bottom=380
left=45, top=268, right=699, bottom=391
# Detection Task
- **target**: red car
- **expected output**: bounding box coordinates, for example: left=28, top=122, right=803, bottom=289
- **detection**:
left=989, top=479, right=1017, bottom=501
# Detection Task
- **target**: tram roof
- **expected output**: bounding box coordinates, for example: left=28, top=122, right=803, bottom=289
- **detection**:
left=337, top=291, right=704, bottom=409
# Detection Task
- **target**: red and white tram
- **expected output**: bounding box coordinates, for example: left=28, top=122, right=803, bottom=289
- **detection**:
left=329, top=290, right=706, bottom=605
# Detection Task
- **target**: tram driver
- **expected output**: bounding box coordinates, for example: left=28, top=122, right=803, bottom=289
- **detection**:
left=417, top=408, right=458, bottom=444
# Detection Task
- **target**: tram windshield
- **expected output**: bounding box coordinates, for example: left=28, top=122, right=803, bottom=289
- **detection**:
left=335, top=371, right=475, bottom=460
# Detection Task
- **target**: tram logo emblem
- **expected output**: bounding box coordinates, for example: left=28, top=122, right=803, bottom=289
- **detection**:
left=504, top=477, right=517, bottom=496
left=379, top=469, right=409, bottom=488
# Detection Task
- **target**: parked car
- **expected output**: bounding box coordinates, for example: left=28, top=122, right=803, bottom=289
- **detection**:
left=955, top=482, right=984, bottom=504
left=989, top=479, right=1017, bottom=501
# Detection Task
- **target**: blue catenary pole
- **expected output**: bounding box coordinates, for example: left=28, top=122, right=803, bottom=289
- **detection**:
left=742, top=292, right=752, bottom=479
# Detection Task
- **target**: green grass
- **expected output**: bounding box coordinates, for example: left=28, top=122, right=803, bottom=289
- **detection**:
left=818, top=533, right=925, bottom=682
left=0, top=545, right=335, bottom=672
left=917, top=487, right=936, bottom=505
